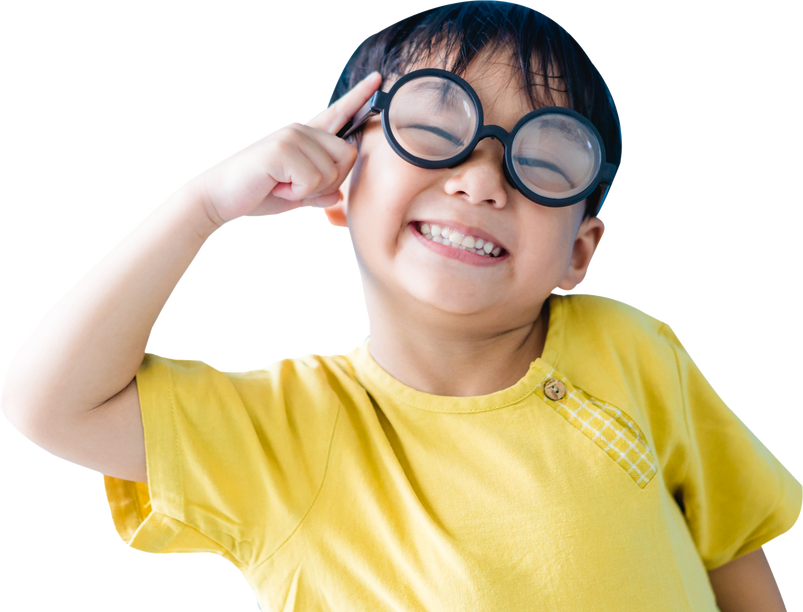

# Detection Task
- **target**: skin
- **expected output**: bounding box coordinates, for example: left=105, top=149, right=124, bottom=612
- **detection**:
left=324, top=50, right=604, bottom=397
left=707, top=547, right=787, bottom=612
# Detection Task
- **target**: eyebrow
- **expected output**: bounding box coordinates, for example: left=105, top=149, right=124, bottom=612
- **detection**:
left=411, top=80, right=464, bottom=105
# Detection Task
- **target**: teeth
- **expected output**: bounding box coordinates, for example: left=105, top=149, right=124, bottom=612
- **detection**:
left=416, top=222, right=504, bottom=257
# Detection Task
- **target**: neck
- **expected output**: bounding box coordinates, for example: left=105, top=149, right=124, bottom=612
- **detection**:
left=364, top=294, right=550, bottom=397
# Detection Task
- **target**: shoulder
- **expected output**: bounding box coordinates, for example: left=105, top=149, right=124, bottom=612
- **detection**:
left=553, top=293, right=681, bottom=351
left=251, top=352, right=359, bottom=399
left=551, top=294, right=686, bottom=391
left=551, top=295, right=692, bottom=446
left=141, top=351, right=362, bottom=411
left=555, top=293, right=664, bottom=333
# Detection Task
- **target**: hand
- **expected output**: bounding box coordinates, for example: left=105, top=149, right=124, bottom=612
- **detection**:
left=192, top=71, right=382, bottom=228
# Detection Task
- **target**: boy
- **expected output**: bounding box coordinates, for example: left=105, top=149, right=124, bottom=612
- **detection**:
left=2, top=2, right=799, bottom=611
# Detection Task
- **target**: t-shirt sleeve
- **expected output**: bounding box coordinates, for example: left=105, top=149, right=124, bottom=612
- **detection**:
left=103, top=352, right=340, bottom=568
left=658, top=325, right=802, bottom=570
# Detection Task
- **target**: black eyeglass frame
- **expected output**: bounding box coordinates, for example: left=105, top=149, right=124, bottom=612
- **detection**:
left=337, top=68, right=618, bottom=211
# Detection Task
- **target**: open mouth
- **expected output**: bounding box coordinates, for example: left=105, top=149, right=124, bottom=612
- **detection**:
left=414, top=221, right=507, bottom=257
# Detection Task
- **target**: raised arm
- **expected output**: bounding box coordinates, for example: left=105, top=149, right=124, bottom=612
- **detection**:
left=0, top=72, right=382, bottom=483
left=0, top=180, right=218, bottom=481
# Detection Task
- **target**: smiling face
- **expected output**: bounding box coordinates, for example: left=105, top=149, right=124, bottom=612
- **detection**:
left=325, top=49, right=604, bottom=337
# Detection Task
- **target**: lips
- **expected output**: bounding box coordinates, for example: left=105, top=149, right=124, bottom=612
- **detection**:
left=410, top=222, right=509, bottom=264
left=412, top=219, right=507, bottom=252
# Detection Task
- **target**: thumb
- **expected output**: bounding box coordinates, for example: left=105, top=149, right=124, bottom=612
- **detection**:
left=311, top=190, right=343, bottom=208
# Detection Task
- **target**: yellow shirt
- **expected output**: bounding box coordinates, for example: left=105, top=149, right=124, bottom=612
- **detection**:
left=104, top=294, right=801, bottom=611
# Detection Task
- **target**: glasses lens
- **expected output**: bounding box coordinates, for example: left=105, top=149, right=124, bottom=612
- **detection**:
left=388, top=76, right=477, bottom=161
left=511, top=113, right=602, bottom=199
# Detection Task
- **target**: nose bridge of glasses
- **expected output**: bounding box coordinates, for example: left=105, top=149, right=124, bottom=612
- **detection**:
left=459, top=125, right=510, bottom=167
left=455, top=124, right=511, bottom=187
left=477, top=124, right=509, bottom=143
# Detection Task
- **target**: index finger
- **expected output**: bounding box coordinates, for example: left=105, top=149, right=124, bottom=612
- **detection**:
left=306, top=71, right=382, bottom=135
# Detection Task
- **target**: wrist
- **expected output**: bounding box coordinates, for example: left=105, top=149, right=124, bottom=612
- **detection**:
left=180, top=176, right=226, bottom=239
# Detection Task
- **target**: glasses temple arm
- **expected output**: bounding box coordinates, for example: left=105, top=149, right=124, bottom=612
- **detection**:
left=592, top=163, right=618, bottom=215
left=336, top=92, right=384, bottom=139
left=598, top=162, right=617, bottom=184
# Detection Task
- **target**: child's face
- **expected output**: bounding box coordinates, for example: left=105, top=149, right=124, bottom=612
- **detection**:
left=325, top=50, right=604, bottom=330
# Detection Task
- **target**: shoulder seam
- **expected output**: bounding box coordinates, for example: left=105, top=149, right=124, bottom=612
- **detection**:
left=160, top=366, right=249, bottom=567
left=254, top=398, right=343, bottom=568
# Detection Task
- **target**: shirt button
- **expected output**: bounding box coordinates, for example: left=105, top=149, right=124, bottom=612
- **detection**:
left=544, top=378, right=566, bottom=401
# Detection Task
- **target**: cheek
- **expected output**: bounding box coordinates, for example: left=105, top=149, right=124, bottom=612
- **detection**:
left=347, top=148, right=417, bottom=253
left=352, top=144, right=426, bottom=213
left=516, top=213, right=579, bottom=275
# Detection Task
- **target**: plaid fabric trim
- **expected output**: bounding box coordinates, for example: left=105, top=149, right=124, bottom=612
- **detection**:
left=535, top=370, right=658, bottom=489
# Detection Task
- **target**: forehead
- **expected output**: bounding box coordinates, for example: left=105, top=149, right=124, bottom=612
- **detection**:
left=384, top=46, right=569, bottom=116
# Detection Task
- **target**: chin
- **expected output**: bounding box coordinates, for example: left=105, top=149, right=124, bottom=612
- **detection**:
left=412, top=287, right=499, bottom=317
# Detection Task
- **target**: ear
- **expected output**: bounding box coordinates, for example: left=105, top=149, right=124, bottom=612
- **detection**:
left=323, top=172, right=351, bottom=228
left=321, top=191, right=348, bottom=227
left=557, top=215, right=605, bottom=291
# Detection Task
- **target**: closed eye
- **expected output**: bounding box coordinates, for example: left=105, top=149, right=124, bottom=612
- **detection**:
left=403, top=124, right=464, bottom=146
left=514, top=157, right=574, bottom=187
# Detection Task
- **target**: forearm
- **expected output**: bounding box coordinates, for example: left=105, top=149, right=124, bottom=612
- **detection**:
left=1, top=178, right=218, bottom=433
left=707, top=548, right=787, bottom=612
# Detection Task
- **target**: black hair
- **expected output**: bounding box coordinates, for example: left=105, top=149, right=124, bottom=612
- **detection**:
left=328, top=1, right=622, bottom=217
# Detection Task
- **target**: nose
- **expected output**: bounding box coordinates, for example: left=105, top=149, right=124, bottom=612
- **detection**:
left=442, top=136, right=509, bottom=208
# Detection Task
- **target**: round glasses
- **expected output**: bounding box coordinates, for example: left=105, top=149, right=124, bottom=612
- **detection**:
left=337, top=68, right=617, bottom=210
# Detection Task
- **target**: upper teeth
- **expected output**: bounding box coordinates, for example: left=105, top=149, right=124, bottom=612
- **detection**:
left=418, top=222, right=503, bottom=257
